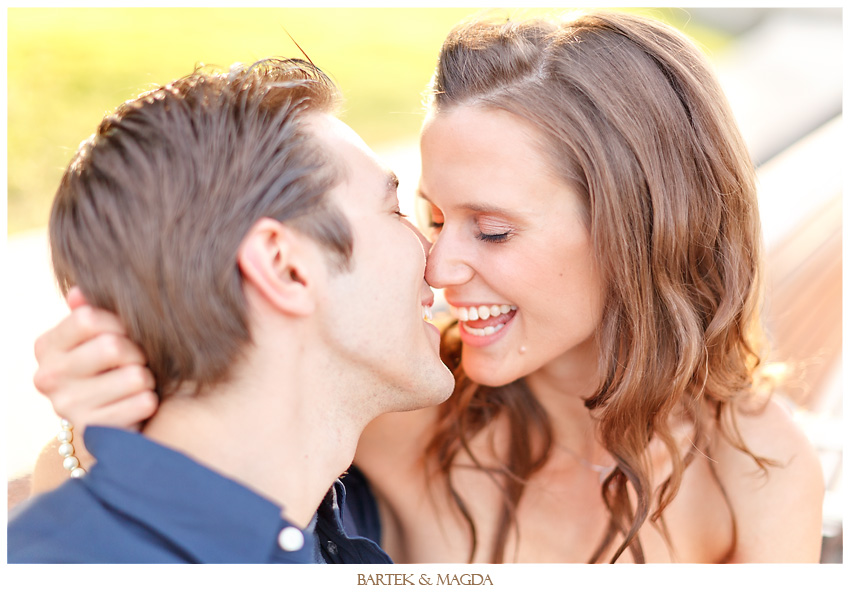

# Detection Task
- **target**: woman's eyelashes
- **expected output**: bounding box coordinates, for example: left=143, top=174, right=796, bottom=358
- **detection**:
left=425, top=214, right=513, bottom=244
left=415, top=198, right=513, bottom=244
left=475, top=230, right=512, bottom=243
left=432, top=220, right=512, bottom=244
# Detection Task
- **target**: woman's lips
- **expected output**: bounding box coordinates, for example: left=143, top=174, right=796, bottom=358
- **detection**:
left=459, top=309, right=516, bottom=335
left=455, top=307, right=517, bottom=345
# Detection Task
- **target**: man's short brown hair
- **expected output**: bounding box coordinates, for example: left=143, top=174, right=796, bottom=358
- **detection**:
left=49, top=58, right=352, bottom=399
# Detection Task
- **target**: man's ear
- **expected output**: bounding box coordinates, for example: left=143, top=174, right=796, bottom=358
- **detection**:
left=237, top=218, right=320, bottom=316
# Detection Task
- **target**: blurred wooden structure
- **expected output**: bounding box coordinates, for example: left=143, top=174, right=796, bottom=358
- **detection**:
left=758, top=116, right=843, bottom=563
left=761, top=118, right=842, bottom=412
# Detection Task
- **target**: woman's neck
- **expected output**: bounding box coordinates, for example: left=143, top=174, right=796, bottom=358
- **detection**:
left=524, top=355, right=610, bottom=466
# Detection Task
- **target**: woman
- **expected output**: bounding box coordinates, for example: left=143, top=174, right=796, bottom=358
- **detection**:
left=29, top=10, right=823, bottom=563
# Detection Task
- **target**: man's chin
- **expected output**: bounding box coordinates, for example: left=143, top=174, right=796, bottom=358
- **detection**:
left=402, top=368, right=456, bottom=411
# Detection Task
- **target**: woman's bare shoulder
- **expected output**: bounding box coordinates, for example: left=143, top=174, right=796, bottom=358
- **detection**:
left=711, top=397, right=824, bottom=562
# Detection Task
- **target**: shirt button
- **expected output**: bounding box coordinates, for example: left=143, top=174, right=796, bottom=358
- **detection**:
left=277, top=527, right=305, bottom=552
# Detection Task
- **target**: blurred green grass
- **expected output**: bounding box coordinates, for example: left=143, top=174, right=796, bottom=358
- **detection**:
left=7, top=7, right=727, bottom=234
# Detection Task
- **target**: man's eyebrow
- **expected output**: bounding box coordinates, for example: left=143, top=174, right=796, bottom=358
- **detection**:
left=386, top=171, right=399, bottom=194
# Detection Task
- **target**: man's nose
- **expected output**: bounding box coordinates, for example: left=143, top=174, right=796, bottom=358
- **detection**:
left=405, top=218, right=432, bottom=256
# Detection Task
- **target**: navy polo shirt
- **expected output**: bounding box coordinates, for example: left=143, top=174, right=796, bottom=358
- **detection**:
left=7, top=426, right=391, bottom=564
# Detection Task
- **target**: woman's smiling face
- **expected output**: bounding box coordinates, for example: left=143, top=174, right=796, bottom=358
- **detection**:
left=418, top=106, right=606, bottom=389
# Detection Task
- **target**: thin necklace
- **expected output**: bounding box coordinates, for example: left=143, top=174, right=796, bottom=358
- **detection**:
left=554, top=442, right=616, bottom=483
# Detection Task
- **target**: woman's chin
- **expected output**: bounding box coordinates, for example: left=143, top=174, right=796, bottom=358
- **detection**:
left=461, top=355, right=522, bottom=388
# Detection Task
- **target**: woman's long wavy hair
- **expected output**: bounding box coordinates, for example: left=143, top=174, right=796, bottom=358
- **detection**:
left=424, top=10, right=771, bottom=563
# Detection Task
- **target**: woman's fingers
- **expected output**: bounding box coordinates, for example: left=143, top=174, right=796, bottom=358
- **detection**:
left=34, top=305, right=128, bottom=362
left=55, top=332, right=148, bottom=383
left=33, top=332, right=148, bottom=397
left=30, top=289, right=159, bottom=436
left=78, top=390, right=160, bottom=431
left=65, top=286, right=89, bottom=310
left=44, top=364, right=156, bottom=428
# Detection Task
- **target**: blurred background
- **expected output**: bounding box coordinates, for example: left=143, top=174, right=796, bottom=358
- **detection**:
left=4, top=7, right=843, bottom=562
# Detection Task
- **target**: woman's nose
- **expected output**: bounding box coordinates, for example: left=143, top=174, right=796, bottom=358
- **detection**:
left=424, top=231, right=474, bottom=289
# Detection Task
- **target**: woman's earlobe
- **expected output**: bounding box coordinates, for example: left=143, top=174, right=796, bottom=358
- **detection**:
left=237, top=218, right=316, bottom=316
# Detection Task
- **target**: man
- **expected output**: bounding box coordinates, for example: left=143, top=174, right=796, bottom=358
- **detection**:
left=8, top=58, right=454, bottom=563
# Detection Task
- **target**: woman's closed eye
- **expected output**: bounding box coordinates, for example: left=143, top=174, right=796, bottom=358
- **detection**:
left=475, top=230, right=511, bottom=243
left=475, top=215, right=514, bottom=244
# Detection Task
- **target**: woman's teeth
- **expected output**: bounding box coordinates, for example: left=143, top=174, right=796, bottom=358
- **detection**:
left=422, top=305, right=433, bottom=322
left=453, top=304, right=516, bottom=322
left=462, top=322, right=505, bottom=337
left=448, top=304, right=517, bottom=337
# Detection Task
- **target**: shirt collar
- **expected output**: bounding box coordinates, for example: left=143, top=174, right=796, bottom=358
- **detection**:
left=83, top=426, right=314, bottom=563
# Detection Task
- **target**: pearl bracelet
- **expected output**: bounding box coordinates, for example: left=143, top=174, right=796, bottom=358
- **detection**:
left=58, top=419, right=87, bottom=478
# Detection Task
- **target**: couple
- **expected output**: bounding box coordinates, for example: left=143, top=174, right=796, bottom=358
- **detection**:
left=9, top=10, right=822, bottom=564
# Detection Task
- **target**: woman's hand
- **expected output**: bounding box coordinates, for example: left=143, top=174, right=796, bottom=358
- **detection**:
left=33, top=287, right=159, bottom=433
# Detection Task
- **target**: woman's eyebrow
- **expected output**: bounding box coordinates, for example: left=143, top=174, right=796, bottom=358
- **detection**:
left=417, top=188, right=527, bottom=222
left=459, top=202, right=518, bottom=217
